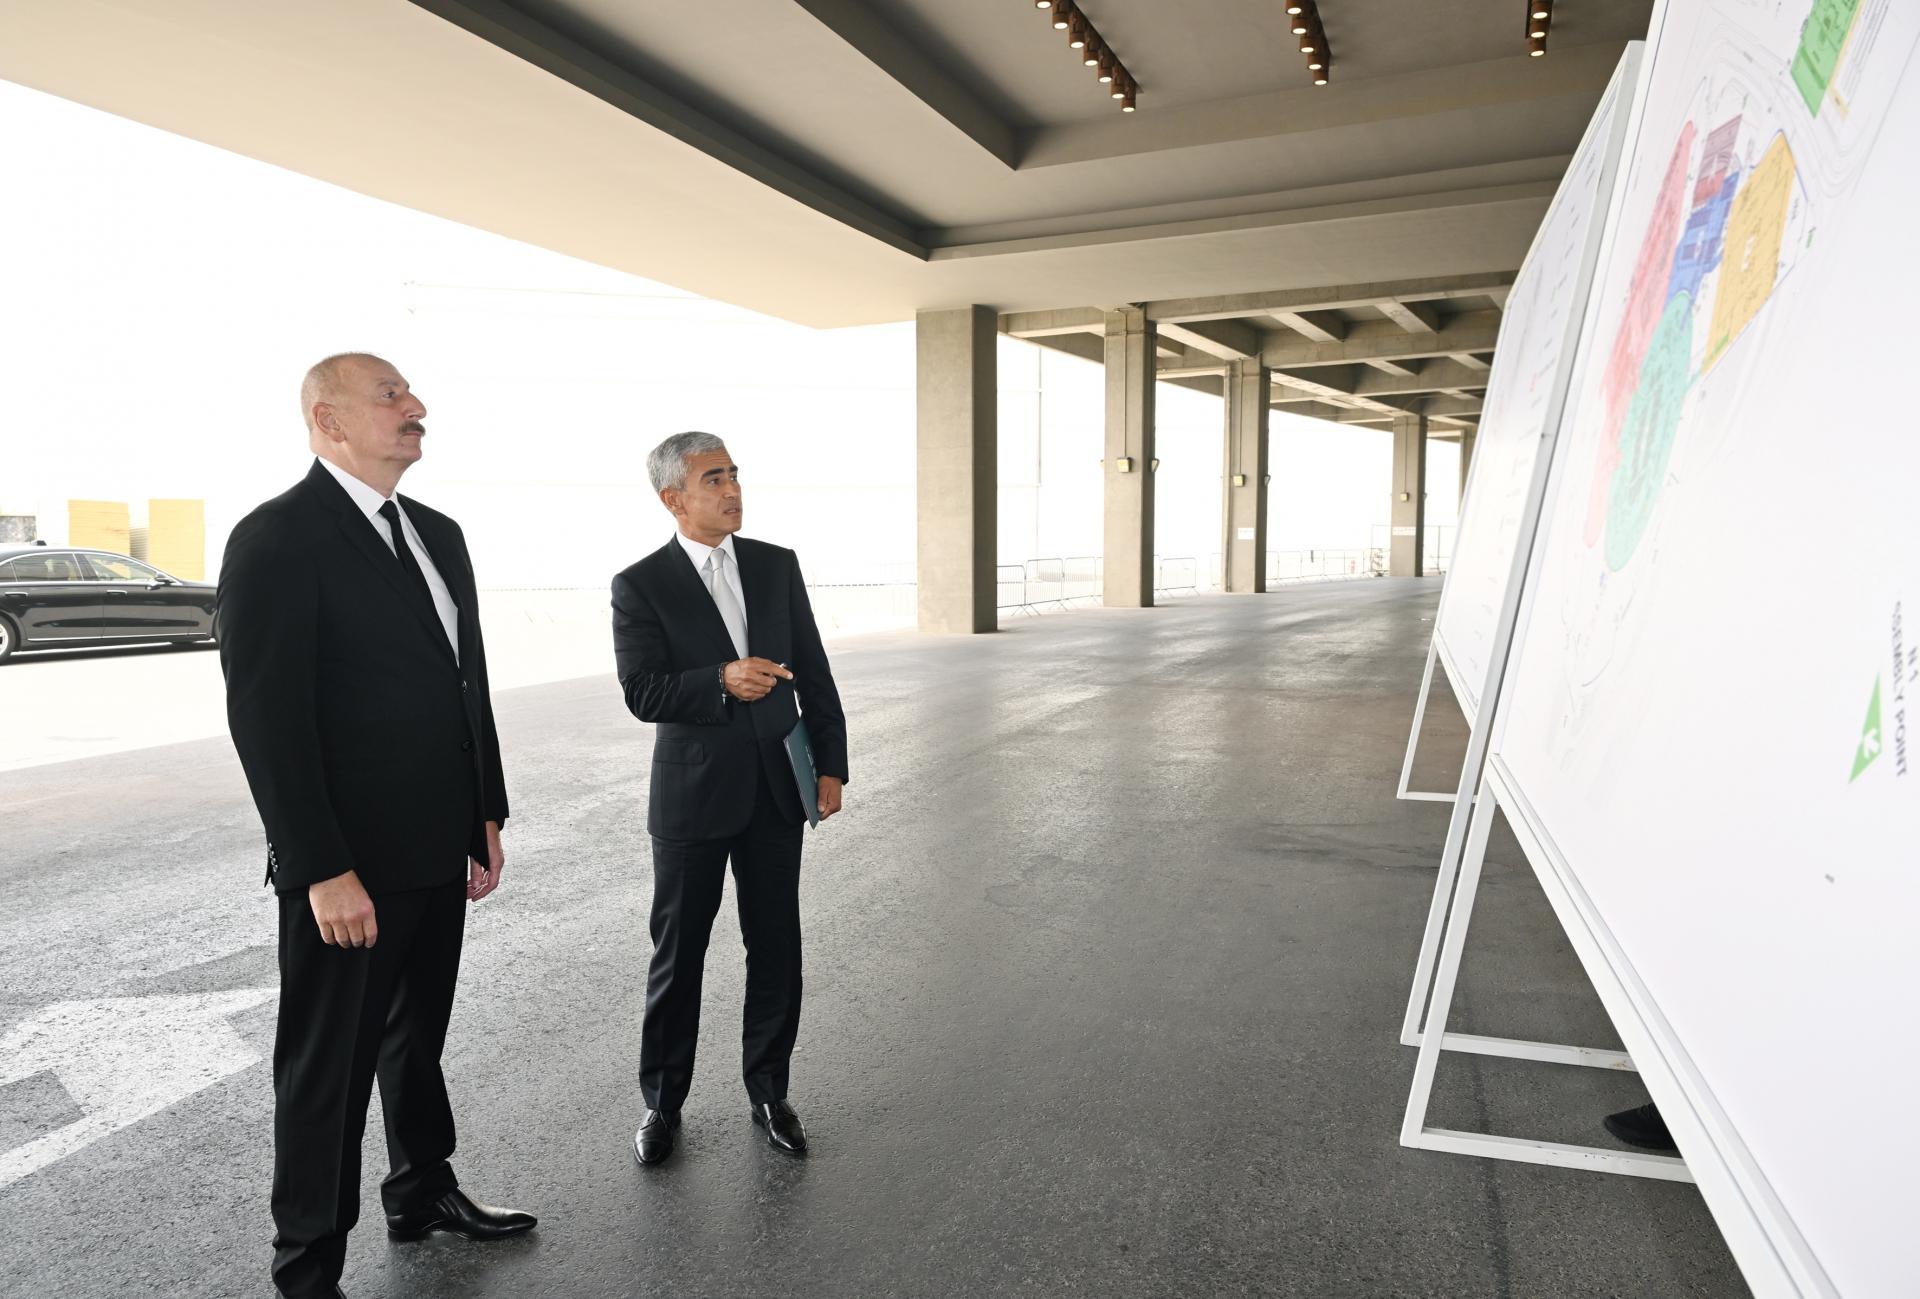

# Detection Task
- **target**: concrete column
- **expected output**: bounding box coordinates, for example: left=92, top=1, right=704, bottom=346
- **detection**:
left=915, top=306, right=997, bottom=633
left=1221, top=358, right=1270, bottom=593
left=1458, top=430, right=1476, bottom=507
left=1103, top=307, right=1156, bottom=607
left=1389, top=412, right=1428, bottom=577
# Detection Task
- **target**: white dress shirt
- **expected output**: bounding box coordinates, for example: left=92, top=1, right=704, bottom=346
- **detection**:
left=674, top=531, right=748, bottom=641
left=319, top=457, right=461, bottom=662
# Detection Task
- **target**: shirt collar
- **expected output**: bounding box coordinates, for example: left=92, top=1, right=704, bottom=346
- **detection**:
left=674, top=530, right=737, bottom=572
left=318, top=456, right=396, bottom=523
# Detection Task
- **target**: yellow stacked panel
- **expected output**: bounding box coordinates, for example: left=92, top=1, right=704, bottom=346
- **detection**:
left=68, top=500, right=130, bottom=556
left=147, top=499, right=207, bottom=580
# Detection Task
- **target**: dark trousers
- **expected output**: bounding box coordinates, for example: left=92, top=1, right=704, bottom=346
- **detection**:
left=640, top=770, right=805, bottom=1112
left=271, top=879, right=466, bottom=1298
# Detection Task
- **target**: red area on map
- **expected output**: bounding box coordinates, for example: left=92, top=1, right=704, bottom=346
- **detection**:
left=1584, top=123, right=1696, bottom=547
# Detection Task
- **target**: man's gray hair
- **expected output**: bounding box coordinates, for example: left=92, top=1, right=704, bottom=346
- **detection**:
left=648, top=431, right=728, bottom=494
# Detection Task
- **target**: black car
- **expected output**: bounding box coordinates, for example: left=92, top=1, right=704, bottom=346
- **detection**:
left=0, top=544, right=218, bottom=661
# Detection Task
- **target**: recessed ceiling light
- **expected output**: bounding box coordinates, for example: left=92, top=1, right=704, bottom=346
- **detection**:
left=1528, top=35, right=1547, bottom=55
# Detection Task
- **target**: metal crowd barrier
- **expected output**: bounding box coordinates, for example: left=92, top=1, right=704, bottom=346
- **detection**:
left=1263, top=548, right=1386, bottom=586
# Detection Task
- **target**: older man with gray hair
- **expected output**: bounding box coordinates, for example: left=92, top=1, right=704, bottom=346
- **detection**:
left=220, top=353, right=533, bottom=1298
left=611, top=431, right=849, bottom=1166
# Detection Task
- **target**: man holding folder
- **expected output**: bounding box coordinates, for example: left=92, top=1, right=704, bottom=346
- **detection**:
left=612, top=432, right=848, bottom=1165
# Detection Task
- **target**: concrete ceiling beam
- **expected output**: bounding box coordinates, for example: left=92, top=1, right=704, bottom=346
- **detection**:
left=1270, top=310, right=1347, bottom=342
left=1146, top=273, right=1516, bottom=324
left=999, top=306, right=1107, bottom=338
left=1262, top=313, right=1501, bottom=368
left=1351, top=357, right=1490, bottom=398
left=1378, top=298, right=1443, bottom=333
left=1157, top=317, right=1262, bottom=361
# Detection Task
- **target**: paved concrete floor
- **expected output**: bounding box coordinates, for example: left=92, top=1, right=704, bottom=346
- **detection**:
left=0, top=580, right=1746, bottom=1298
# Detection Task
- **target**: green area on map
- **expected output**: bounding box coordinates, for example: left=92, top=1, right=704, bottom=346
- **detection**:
left=1604, top=293, right=1693, bottom=572
left=1791, top=0, right=1861, bottom=115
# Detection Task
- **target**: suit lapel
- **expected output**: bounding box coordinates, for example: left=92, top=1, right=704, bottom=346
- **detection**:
left=656, top=538, right=741, bottom=662
left=305, top=463, right=455, bottom=665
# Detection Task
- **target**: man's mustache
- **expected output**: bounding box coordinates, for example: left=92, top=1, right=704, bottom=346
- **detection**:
left=400, top=421, right=426, bottom=435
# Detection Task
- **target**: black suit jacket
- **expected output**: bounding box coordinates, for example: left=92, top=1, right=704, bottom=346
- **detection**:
left=219, top=460, right=509, bottom=894
left=611, top=535, right=848, bottom=841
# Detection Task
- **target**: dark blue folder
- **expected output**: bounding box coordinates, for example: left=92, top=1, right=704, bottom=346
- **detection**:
left=784, top=717, right=820, bottom=828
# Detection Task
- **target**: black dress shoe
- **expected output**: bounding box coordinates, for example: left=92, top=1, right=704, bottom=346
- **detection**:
left=1603, top=1102, right=1678, bottom=1153
left=386, top=1188, right=537, bottom=1241
left=634, top=1108, right=681, bottom=1166
left=751, top=1100, right=807, bottom=1156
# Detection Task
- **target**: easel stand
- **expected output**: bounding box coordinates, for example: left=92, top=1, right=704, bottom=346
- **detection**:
left=1398, top=769, right=1690, bottom=1181
left=1394, top=639, right=1457, bottom=803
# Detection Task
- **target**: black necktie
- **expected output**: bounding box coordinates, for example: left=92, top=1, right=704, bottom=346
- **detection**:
left=377, top=500, right=437, bottom=615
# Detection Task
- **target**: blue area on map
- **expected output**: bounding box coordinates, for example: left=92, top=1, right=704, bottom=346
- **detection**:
left=1667, top=166, right=1740, bottom=304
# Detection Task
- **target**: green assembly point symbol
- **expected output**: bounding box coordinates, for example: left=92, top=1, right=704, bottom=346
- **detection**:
left=1851, top=677, right=1882, bottom=782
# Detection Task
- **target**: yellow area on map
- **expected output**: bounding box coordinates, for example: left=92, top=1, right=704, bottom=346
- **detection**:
left=1706, top=134, right=1795, bottom=370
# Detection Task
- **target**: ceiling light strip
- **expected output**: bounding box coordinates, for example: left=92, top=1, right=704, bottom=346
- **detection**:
left=1287, top=1, right=1334, bottom=86
left=1034, top=1, right=1139, bottom=111
left=1526, top=0, right=1551, bottom=55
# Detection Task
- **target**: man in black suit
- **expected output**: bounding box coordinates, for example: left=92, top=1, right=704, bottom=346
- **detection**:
left=220, top=353, right=535, bottom=1298
left=612, top=431, right=849, bottom=1164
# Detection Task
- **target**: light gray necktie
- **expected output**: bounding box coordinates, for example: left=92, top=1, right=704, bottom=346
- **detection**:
left=704, top=548, right=748, bottom=658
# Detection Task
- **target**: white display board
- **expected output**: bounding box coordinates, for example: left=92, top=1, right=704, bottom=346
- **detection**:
left=1432, top=61, right=1634, bottom=727
left=1488, top=0, right=1920, bottom=1291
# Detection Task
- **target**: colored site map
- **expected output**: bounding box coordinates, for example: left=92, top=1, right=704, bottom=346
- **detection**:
left=1582, top=92, right=1809, bottom=573
left=1548, top=0, right=1907, bottom=700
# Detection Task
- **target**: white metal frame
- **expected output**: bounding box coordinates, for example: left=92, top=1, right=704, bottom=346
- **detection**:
left=1393, top=639, right=1460, bottom=802
left=1408, top=763, right=1836, bottom=1297
left=1393, top=37, right=1703, bottom=1184
left=1399, top=768, right=1690, bottom=1182
left=1398, top=41, right=1644, bottom=1053
left=1392, top=24, right=1841, bottom=1292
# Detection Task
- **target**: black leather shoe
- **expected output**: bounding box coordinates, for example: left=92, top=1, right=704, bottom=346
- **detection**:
left=634, top=1109, right=681, bottom=1166
left=1603, top=1102, right=1677, bottom=1153
left=751, top=1100, right=807, bottom=1156
left=386, top=1188, right=537, bottom=1241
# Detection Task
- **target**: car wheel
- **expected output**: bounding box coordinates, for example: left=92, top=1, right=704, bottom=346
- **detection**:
left=0, top=613, right=17, bottom=662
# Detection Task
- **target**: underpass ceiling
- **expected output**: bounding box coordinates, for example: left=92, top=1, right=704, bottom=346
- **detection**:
left=0, top=0, right=1653, bottom=333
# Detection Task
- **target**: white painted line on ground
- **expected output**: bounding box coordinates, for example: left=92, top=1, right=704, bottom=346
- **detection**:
left=0, top=987, right=277, bottom=1189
